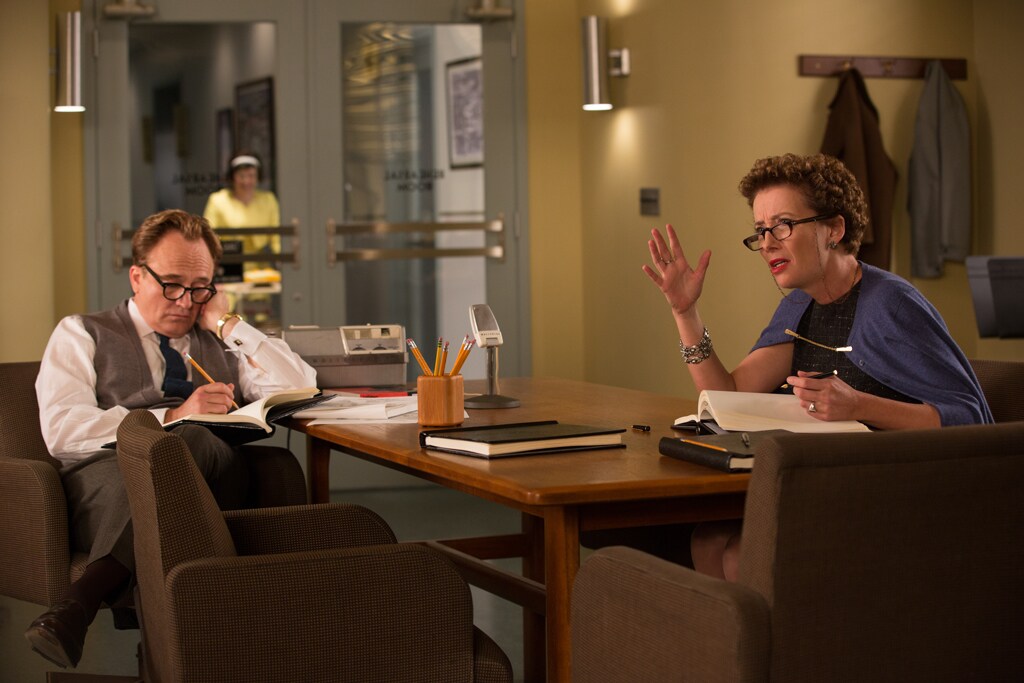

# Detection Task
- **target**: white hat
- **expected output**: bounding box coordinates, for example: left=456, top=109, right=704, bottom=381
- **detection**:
left=230, top=155, right=260, bottom=169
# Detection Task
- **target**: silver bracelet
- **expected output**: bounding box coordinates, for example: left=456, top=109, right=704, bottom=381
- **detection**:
left=679, top=328, right=713, bottom=364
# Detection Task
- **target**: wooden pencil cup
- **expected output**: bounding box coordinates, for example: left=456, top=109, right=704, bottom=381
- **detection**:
left=417, top=374, right=465, bottom=427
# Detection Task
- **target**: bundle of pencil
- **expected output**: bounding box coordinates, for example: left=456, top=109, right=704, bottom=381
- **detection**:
left=406, top=339, right=432, bottom=375
left=407, top=336, right=474, bottom=376
left=448, top=336, right=475, bottom=376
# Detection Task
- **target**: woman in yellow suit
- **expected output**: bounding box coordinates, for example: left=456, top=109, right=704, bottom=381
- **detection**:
left=204, top=153, right=282, bottom=330
left=203, top=153, right=281, bottom=268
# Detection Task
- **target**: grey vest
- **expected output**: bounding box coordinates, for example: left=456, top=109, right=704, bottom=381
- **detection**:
left=80, top=300, right=242, bottom=411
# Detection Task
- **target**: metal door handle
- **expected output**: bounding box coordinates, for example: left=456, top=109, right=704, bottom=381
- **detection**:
left=113, top=221, right=301, bottom=270
left=324, top=216, right=505, bottom=267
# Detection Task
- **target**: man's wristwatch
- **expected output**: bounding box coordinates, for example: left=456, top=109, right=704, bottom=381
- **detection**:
left=216, top=312, right=244, bottom=340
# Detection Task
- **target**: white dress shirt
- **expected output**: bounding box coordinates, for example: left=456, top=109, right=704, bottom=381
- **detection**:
left=37, top=299, right=317, bottom=462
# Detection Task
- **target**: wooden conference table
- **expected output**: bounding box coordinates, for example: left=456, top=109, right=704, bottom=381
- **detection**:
left=291, top=377, right=750, bottom=682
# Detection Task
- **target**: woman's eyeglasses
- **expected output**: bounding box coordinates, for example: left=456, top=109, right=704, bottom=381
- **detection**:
left=142, top=264, right=217, bottom=304
left=742, top=212, right=838, bottom=251
left=785, top=328, right=852, bottom=353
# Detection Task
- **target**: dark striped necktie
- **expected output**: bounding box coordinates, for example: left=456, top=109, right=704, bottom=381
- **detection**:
left=157, top=333, right=194, bottom=399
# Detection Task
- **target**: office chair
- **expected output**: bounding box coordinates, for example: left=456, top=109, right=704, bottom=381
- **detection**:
left=115, top=409, right=512, bottom=683
left=572, top=422, right=1024, bottom=682
left=0, top=361, right=308, bottom=634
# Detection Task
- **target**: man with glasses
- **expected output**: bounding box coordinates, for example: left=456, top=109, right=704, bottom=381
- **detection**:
left=25, top=209, right=316, bottom=669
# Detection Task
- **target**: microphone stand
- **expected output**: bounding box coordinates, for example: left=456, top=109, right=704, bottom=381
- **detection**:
left=463, top=346, right=520, bottom=409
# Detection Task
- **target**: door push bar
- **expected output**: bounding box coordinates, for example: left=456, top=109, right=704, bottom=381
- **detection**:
left=112, top=219, right=301, bottom=272
left=324, top=216, right=505, bottom=268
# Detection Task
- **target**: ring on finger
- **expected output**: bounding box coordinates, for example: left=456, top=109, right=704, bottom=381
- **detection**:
left=661, top=258, right=673, bottom=265
left=808, top=401, right=817, bottom=413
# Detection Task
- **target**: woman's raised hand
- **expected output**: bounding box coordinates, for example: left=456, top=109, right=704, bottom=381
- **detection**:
left=641, top=224, right=711, bottom=317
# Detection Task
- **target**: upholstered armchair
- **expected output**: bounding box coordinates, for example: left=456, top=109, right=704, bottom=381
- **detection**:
left=969, top=358, right=1024, bottom=422
left=115, top=409, right=512, bottom=683
left=0, top=361, right=307, bottom=619
left=572, top=421, right=1024, bottom=682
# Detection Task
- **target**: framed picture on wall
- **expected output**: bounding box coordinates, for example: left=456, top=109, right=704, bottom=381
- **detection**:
left=215, top=108, right=234, bottom=179
left=445, top=57, right=484, bottom=168
left=234, top=76, right=276, bottom=190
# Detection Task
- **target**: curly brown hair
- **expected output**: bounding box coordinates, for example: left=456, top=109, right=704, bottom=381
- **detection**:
left=132, top=209, right=223, bottom=265
left=737, top=153, right=868, bottom=255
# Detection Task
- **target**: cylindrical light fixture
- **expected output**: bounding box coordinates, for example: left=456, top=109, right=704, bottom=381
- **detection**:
left=55, top=11, right=85, bottom=113
left=581, top=16, right=612, bottom=111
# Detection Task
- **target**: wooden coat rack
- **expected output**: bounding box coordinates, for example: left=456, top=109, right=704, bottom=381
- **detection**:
left=799, top=55, right=967, bottom=80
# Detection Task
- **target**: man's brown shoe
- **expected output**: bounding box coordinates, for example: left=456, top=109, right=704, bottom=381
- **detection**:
left=25, top=598, right=89, bottom=668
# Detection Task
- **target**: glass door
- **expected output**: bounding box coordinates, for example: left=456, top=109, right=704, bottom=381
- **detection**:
left=84, top=0, right=529, bottom=378
left=309, top=1, right=529, bottom=380
left=85, top=0, right=313, bottom=332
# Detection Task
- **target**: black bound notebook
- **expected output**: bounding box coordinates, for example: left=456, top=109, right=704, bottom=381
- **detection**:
left=103, top=389, right=331, bottom=448
left=658, top=430, right=790, bottom=473
left=420, top=420, right=626, bottom=458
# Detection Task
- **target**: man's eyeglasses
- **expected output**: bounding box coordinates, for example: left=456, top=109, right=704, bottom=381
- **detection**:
left=742, top=212, right=838, bottom=251
left=142, top=264, right=217, bottom=304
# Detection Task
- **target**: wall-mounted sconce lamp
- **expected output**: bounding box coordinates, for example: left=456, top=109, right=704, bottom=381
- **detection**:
left=581, top=16, right=630, bottom=111
left=54, top=11, right=84, bottom=113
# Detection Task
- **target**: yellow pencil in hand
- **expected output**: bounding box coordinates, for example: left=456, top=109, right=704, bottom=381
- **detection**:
left=184, top=353, right=240, bottom=410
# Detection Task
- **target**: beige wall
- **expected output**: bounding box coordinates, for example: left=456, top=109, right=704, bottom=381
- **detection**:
left=52, top=0, right=88, bottom=323
left=525, top=1, right=587, bottom=379
left=0, top=1, right=54, bottom=362
left=2, top=1, right=1021, bottom=376
left=973, top=0, right=1024, bottom=360
left=527, top=0, right=1024, bottom=397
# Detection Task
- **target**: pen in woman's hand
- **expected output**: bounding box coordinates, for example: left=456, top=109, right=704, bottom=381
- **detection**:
left=780, top=369, right=836, bottom=390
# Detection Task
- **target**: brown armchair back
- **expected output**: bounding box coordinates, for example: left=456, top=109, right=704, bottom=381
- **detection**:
left=116, top=409, right=512, bottom=682
left=0, top=357, right=307, bottom=610
left=0, top=361, right=77, bottom=606
left=574, top=421, right=1024, bottom=682
left=970, top=358, right=1024, bottom=422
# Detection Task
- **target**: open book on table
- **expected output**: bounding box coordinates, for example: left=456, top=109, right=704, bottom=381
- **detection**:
left=106, top=388, right=329, bottom=448
left=420, top=421, right=626, bottom=458
left=674, top=390, right=870, bottom=434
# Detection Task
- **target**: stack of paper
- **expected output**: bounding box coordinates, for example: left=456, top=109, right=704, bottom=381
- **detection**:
left=293, top=396, right=420, bottom=424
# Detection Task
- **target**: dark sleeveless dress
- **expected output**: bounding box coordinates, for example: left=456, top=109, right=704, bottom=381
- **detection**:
left=784, top=281, right=916, bottom=403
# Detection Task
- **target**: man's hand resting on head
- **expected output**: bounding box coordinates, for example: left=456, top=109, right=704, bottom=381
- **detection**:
left=165, top=382, right=237, bottom=422
left=198, top=291, right=234, bottom=335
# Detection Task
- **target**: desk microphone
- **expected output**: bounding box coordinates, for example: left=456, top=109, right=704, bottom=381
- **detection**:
left=465, top=304, right=519, bottom=409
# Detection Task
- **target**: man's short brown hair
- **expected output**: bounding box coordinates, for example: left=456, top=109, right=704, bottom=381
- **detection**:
left=738, top=153, right=869, bottom=255
left=131, top=209, right=222, bottom=265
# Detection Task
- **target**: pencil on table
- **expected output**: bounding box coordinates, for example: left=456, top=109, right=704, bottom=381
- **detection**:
left=680, top=439, right=727, bottom=452
left=432, top=337, right=443, bottom=376
left=406, top=339, right=432, bottom=375
left=184, top=353, right=240, bottom=410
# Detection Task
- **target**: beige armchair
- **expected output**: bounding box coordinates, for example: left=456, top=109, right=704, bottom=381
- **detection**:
left=0, top=361, right=308, bottom=620
left=572, top=421, right=1024, bottom=682
left=115, top=409, right=512, bottom=683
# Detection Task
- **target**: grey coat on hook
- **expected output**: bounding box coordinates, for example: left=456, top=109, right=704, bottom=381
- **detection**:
left=908, top=60, right=972, bottom=279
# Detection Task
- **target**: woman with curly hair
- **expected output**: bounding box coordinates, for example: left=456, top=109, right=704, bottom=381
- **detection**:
left=642, top=153, right=990, bottom=580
